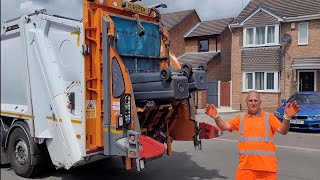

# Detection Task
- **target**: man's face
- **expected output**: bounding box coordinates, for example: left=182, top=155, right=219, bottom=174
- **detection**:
left=246, top=93, right=261, bottom=114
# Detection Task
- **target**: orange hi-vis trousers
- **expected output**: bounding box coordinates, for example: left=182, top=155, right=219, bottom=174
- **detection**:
left=236, top=169, right=277, bottom=180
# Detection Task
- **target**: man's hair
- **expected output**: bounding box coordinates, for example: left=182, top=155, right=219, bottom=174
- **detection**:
left=246, top=90, right=261, bottom=101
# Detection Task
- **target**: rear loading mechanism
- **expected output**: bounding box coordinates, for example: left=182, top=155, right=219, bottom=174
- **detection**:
left=130, top=64, right=207, bottom=102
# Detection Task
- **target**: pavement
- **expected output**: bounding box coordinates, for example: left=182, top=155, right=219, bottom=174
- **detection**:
left=196, top=106, right=242, bottom=114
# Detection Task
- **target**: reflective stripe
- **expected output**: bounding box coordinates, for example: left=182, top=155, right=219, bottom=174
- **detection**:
left=265, top=113, right=270, bottom=143
left=239, top=114, right=245, bottom=142
left=239, top=150, right=276, bottom=156
left=242, top=137, right=274, bottom=143
left=1, top=111, right=33, bottom=119
left=238, top=113, right=272, bottom=143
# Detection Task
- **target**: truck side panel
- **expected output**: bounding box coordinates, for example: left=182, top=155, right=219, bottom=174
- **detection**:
left=23, top=15, right=85, bottom=168
left=1, top=18, right=34, bottom=133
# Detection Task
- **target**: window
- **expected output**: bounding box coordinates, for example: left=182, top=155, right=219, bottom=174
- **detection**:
left=267, top=26, right=275, bottom=43
left=266, top=73, right=274, bottom=89
left=198, top=39, right=209, bottom=52
left=244, top=25, right=279, bottom=47
left=255, top=72, right=264, bottom=90
left=246, top=28, right=254, bottom=45
left=243, top=72, right=279, bottom=92
left=255, top=26, right=265, bottom=45
left=245, top=73, right=253, bottom=89
left=299, top=23, right=308, bottom=45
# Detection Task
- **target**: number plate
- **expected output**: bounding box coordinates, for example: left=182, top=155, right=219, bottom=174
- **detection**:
left=125, top=2, right=148, bottom=14
left=290, top=120, right=304, bottom=124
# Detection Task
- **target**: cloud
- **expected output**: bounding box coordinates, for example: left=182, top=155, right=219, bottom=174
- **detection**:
left=1, top=0, right=82, bottom=21
left=142, top=0, right=250, bottom=20
left=19, top=1, right=44, bottom=15
left=1, top=0, right=250, bottom=21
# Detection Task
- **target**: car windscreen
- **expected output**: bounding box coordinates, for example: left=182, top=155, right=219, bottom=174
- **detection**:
left=288, top=94, right=320, bottom=104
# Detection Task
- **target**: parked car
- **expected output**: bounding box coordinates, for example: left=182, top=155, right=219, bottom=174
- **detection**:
left=274, top=91, right=320, bottom=130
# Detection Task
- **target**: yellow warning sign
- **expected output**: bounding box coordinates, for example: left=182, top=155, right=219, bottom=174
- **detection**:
left=86, top=100, right=96, bottom=119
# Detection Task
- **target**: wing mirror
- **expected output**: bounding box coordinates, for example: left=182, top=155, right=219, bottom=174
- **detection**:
left=281, top=99, right=286, bottom=106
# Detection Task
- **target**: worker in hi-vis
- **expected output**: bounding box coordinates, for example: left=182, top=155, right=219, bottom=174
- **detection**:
left=205, top=90, right=300, bottom=180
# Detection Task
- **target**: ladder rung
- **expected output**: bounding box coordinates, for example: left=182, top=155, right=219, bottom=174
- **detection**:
left=86, top=88, right=98, bottom=93
left=86, top=36, right=97, bottom=42
left=87, top=27, right=97, bottom=30
left=86, top=77, right=98, bottom=81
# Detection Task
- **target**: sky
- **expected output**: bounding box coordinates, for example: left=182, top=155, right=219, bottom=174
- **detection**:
left=1, top=0, right=250, bottom=22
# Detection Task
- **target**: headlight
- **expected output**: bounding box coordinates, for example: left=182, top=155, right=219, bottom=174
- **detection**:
left=274, top=111, right=283, bottom=117
left=312, top=115, right=320, bottom=120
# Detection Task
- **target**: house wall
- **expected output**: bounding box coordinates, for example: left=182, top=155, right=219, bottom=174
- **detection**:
left=281, top=19, right=320, bottom=98
left=185, top=36, right=220, bottom=52
left=168, top=12, right=200, bottom=57
left=219, top=28, right=232, bottom=82
left=231, top=28, right=243, bottom=110
left=184, top=30, right=232, bottom=108
left=231, top=19, right=320, bottom=112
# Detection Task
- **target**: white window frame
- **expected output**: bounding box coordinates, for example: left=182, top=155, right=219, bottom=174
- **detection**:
left=242, top=71, right=279, bottom=92
left=298, top=22, right=308, bottom=45
left=243, top=24, right=280, bottom=47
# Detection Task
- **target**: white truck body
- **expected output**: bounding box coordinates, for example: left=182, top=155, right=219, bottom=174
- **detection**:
left=1, top=13, right=98, bottom=169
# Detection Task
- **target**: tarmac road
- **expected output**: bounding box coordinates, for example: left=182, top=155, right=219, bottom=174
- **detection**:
left=1, top=112, right=320, bottom=180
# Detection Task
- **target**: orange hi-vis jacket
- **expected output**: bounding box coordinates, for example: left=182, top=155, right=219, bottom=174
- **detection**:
left=228, top=111, right=282, bottom=172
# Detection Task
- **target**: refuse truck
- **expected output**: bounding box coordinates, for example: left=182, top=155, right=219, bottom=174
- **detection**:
left=0, top=0, right=222, bottom=177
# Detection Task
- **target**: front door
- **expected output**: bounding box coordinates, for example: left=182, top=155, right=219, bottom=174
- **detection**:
left=299, top=71, right=315, bottom=91
left=207, top=81, right=218, bottom=106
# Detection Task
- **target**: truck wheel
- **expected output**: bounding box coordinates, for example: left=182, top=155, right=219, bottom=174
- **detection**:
left=7, top=128, right=37, bottom=177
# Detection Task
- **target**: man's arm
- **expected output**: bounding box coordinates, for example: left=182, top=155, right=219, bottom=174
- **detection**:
left=277, top=118, right=290, bottom=135
left=277, top=101, right=300, bottom=135
left=212, top=116, right=232, bottom=131
left=205, top=104, right=231, bottom=131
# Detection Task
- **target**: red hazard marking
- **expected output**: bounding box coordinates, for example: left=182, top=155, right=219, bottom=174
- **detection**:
left=139, top=135, right=165, bottom=158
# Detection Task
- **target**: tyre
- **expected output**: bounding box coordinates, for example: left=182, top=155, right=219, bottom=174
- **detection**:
left=198, top=64, right=207, bottom=71
left=160, top=68, right=172, bottom=81
left=1, top=119, right=9, bottom=165
left=7, top=127, right=37, bottom=177
left=181, top=63, right=192, bottom=72
left=180, top=68, right=191, bottom=78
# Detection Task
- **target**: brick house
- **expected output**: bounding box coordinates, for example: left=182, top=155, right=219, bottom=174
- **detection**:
left=180, top=18, right=234, bottom=108
left=229, top=0, right=320, bottom=112
left=162, top=10, right=233, bottom=108
left=161, top=9, right=201, bottom=57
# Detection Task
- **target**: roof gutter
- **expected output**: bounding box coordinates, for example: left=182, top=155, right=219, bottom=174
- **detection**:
left=283, top=14, right=320, bottom=22
left=229, top=13, right=320, bottom=28
left=229, top=23, right=240, bottom=28
left=184, top=22, right=201, bottom=38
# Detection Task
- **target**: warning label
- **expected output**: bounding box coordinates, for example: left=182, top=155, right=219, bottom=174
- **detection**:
left=86, top=100, right=96, bottom=119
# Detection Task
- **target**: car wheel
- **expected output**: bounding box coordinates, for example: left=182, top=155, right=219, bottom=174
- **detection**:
left=8, top=128, right=37, bottom=177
